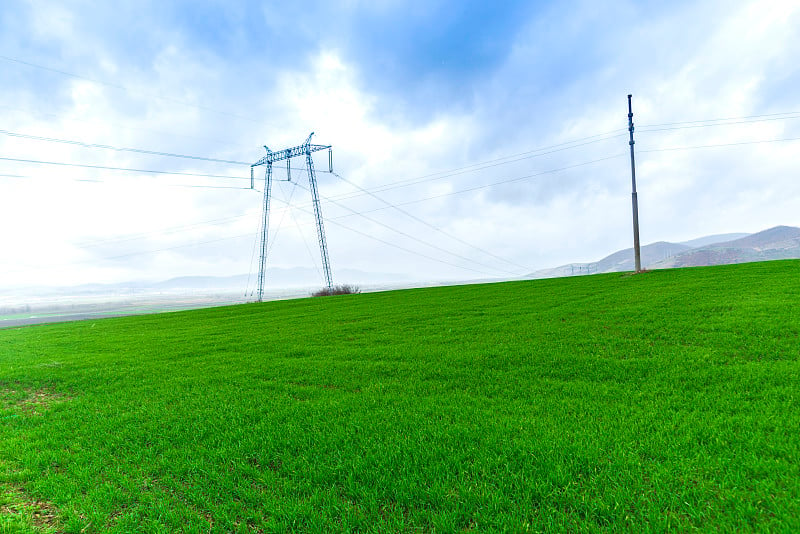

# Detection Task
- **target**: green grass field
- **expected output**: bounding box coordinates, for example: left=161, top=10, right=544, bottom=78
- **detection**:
left=1, top=261, right=799, bottom=533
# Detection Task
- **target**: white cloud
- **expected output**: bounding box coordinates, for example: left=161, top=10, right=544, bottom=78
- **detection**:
left=1, top=0, right=799, bottom=292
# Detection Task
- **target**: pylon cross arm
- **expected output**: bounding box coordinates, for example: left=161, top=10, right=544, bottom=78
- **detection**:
left=251, top=133, right=330, bottom=168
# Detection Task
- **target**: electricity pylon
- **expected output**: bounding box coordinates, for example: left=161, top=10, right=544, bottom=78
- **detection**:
left=250, top=132, right=333, bottom=302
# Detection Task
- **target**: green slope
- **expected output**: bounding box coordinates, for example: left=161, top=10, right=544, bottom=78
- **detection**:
left=1, top=261, right=799, bottom=532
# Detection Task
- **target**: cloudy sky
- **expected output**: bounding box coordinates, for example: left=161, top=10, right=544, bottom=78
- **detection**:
left=1, top=0, right=799, bottom=291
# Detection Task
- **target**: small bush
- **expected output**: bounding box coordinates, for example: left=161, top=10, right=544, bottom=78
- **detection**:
left=312, top=284, right=361, bottom=297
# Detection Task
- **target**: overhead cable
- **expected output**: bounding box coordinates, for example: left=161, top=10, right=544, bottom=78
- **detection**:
left=271, top=195, right=503, bottom=278
left=332, top=172, right=531, bottom=274
left=0, top=129, right=251, bottom=165
left=0, top=54, right=259, bottom=124
left=638, top=136, right=800, bottom=153
left=291, top=181, right=519, bottom=277
left=0, top=156, right=249, bottom=180
left=639, top=110, right=800, bottom=129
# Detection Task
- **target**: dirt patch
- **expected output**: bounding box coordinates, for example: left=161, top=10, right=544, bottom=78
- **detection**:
left=1, top=385, right=69, bottom=416
left=620, top=269, right=652, bottom=278
left=1, top=485, right=61, bottom=532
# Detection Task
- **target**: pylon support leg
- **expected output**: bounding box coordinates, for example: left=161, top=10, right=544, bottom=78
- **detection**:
left=306, top=152, right=333, bottom=291
left=257, top=163, right=273, bottom=302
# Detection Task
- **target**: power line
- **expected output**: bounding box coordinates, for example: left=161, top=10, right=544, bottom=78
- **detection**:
left=331, top=135, right=793, bottom=219
left=8, top=128, right=796, bottom=280
left=0, top=172, right=251, bottom=190
left=289, top=199, right=326, bottom=285
left=0, top=54, right=260, bottom=124
left=0, top=156, right=250, bottom=180
left=639, top=110, right=800, bottom=129
left=314, top=110, right=800, bottom=205
left=5, top=151, right=627, bottom=263
left=9, top=125, right=602, bottom=292
left=12, top=132, right=790, bottom=255
left=8, top=130, right=792, bottom=196
left=0, top=129, right=331, bottom=178
left=5, top=105, right=800, bottom=203
left=54, top=152, right=619, bottom=265
left=1, top=127, right=625, bottom=194
left=2, top=191, right=504, bottom=281
left=308, top=154, right=620, bottom=228
left=0, top=103, right=235, bottom=145
left=638, top=136, right=800, bottom=153
left=2, top=123, right=628, bottom=200
left=245, top=198, right=266, bottom=298
left=332, top=172, right=531, bottom=274
left=0, top=171, right=250, bottom=189
left=271, top=194, right=503, bottom=278
left=324, top=132, right=628, bottom=205
left=7, top=107, right=799, bottom=183
left=271, top=132, right=799, bottom=275
left=267, top=179, right=302, bottom=257
left=5, top=118, right=797, bottom=280
left=381, top=130, right=627, bottom=184
left=6, top=109, right=798, bottom=201
left=13, top=110, right=782, bottom=202
left=0, top=129, right=252, bottom=165
left=639, top=115, right=800, bottom=133
left=330, top=154, right=628, bottom=216
left=165, top=184, right=252, bottom=190
left=291, top=181, right=518, bottom=278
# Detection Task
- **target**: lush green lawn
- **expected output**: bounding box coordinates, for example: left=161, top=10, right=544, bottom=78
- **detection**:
left=1, top=261, right=799, bottom=532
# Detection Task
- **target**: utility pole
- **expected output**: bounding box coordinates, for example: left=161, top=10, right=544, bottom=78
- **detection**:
left=628, top=94, right=642, bottom=273
left=250, top=133, right=334, bottom=302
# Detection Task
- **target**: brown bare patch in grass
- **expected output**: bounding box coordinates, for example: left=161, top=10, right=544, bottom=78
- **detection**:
left=620, top=269, right=652, bottom=278
left=1, top=385, right=69, bottom=417
left=1, top=485, right=61, bottom=532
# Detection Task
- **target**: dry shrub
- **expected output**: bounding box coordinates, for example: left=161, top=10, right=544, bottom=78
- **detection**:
left=311, top=284, right=361, bottom=297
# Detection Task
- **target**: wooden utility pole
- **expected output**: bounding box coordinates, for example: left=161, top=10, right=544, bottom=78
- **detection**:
left=628, top=94, right=642, bottom=272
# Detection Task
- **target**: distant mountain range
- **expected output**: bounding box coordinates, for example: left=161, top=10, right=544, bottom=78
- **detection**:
left=528, top=226, right=800, bottom=278
left=7, top=227, right=799, bottom=302
left=44, top=267, right=413, bottom=295
left=0, top=266, right=415, bottom=318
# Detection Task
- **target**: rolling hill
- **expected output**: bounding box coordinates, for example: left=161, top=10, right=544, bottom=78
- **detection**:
left=529, top=226, right=800, bottom=278
left=652, top=225, right=800, bottom=269
left=1, top=260, right=799, bottom=531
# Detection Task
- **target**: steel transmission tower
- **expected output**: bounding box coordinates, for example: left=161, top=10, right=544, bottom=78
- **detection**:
left=250, top=133, right=334, bottom=302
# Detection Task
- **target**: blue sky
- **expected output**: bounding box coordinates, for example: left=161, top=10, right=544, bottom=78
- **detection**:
left=1, top=0, right=799, bottom=290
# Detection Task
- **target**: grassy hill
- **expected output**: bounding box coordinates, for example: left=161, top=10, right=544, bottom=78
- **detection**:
left=1, top=261, right=799, bottom=532
left=653, top=226, right=800, bottom=270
